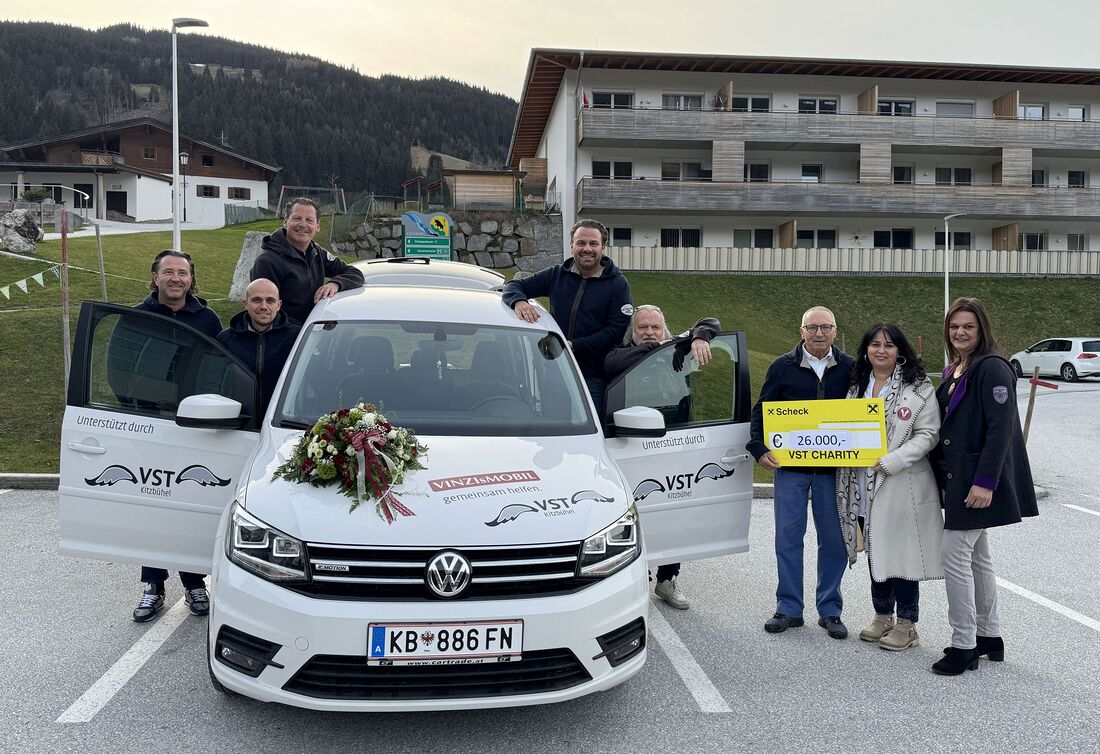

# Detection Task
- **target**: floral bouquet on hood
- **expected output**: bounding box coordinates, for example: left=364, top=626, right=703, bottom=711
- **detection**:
left=272, top=403, right=428, bottom=523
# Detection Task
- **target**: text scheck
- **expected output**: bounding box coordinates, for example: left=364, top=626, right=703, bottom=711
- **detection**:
left=429, top=470, right=541, bottom=492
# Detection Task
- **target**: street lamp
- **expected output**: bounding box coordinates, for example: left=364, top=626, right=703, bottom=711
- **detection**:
left=171, top=17, right=208, bottom=251
left=179, top=151, right=189, bottom=223
left=943, top=212, right=967, bottom=369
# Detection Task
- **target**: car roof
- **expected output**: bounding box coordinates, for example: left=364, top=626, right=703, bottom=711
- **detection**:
left=354, top=258, right=505, bottom=290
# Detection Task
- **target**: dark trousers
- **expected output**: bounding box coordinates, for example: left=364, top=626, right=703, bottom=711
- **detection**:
left=141, top=567, right=206, bottom=590
left=656, top=563, right=681, bottom=582
left=584, top=377, right=606, bottom=418
left=871, top=576, right=920, bottom=622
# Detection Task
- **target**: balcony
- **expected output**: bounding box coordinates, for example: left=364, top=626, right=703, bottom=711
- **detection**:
left=576, top=178, right=1100, bottom=220
left=79, top=150, right=124, bottom=166
left=578, top=108, right=1100, bottom=153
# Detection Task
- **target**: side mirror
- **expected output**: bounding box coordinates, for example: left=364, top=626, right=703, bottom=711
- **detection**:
left=610, top=406, right=666, bottom=438
left=176, top=394, right=248, bottom=429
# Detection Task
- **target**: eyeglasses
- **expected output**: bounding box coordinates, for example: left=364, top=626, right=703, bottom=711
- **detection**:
left=801, top=324, right=836, bottom=334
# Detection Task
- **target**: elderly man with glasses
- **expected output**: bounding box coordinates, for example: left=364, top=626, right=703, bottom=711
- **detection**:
left=746, top=306, right=855, bottom=639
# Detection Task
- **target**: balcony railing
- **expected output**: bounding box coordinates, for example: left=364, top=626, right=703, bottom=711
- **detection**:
left=579, top=107, right=1100, bottom=152
left=79, top=150, right=124, bottom=166
left=576, top=177, right=1100, bottom=219
left=610, top=245, right=1100, bottom=276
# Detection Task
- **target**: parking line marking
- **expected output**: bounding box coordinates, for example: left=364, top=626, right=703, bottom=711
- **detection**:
left=56, top=598, right=190, bottom=724
left=647, top=600, right=730, bottom=713
left=997, top=578, right=1100, bottom=633
left=0, top=489, right=11, bottom=495
left=1063, top=503, right=1100, bottom=518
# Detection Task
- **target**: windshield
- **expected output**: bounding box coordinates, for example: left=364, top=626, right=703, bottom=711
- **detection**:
left=274, top=320, right=595, bottom=436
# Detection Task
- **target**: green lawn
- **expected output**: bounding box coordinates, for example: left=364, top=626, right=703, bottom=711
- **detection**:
left=1, top=228, right=1095, bottom=473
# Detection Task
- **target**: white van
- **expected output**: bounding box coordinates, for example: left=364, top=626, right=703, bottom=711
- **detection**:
left=59, top=259, right=753, bottom=711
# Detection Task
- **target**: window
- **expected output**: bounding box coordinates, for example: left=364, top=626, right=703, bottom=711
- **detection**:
left=892, top=165, right=914, bottom=184
left=731, top=96, right=770, bottom=112
left=201, top=154, right=214, bottom=167
left=1068, top=170, right=1087, bottom=188
left=799, top=97, right=838, bottom=114
left=733, top=228, right=773, bottom=248
left=1018, top=231, right=1047, bottom=250
left=1068, top=233, right=1088, bottom=251
left=592, top=161, right=633, bottom=180
left=936, top=101, right=975, bottom=118
left=43, top=184, right=64, bottom=202
left=1032, top=169, right=1047, bottom=188
left=228, top=187, right=251, bottom=200
left=1068, top=105, right=1087, bottom=122
left=878, top=99, right=914, bottom=116
left=662, top=94, right=703, bottom=110
left=796, top=229, right=836, bottom=249
left=74, top=183, right=94, bottom=209
left=592, top=91, right=633, bottom=109
left=609, top=227, right=633, bottom=246
left=197, top=185, right=220, bottom=198
left=935, top=167, right=972, bottom=186
left=1018, top=104, right=1046, bottom=120
left=872, top=229, right=914, bottom=249
left=743, top=163, right=770, bottom=182
left=660, top=227, right=701, bottom=247
left=935, top=231, right=972, bottom=250
left=661, top=161, right=703, bottom=181
left=142, top=146, right=157, bottom=160
left=801, top=164, right=823, bottom=183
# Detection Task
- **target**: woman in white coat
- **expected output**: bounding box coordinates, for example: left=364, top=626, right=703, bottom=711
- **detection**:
left=836, top=323, right=943, bottom=651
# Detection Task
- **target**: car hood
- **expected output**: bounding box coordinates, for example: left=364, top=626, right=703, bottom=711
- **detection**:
left=240, top=429, right=628, bottom=546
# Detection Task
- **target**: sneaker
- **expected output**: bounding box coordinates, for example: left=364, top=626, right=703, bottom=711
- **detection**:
left=655, top=578, right=689, bottom=610
left=133, top=582, right=165, bottom=622
left=185, top=587, right=210, bottom=616
left=817, top=615, right=849, bottom=640
left=764, top=612, right=805, bottom=633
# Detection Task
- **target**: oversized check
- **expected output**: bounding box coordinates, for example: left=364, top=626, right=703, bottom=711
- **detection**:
left=763, top=398, right=887, bottom=467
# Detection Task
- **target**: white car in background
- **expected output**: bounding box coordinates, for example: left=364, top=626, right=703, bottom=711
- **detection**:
left=58, top=259, right=754, bottom=711
left=1009, top=337, right=1100, bottom=382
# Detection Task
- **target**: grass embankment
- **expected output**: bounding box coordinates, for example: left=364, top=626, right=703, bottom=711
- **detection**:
left=0, top=226, right=1093, bottom=473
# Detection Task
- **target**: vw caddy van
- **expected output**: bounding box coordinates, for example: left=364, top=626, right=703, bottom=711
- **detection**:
left=59, top=259, right=752, bottom=711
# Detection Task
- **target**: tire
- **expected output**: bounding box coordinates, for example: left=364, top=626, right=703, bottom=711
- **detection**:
left=1011, top=360, right=1023, bottom=378
left=1061, top=363, right=1079, bottom=382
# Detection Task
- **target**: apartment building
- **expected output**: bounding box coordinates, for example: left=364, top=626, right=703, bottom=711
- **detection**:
left=507, top=49, right=1100, bottom=264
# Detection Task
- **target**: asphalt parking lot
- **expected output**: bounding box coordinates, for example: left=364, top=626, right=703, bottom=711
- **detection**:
left=2, top=379, right=1098, bottom=753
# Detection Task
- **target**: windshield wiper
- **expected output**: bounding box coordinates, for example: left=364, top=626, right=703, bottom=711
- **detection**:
left=276, top=419, right=312, bottom=430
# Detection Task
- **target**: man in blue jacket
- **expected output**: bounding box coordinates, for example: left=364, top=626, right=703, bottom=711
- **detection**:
left=501, top=219, right=632, bottom=415
left=746, top=306, right=855, bottom=640
left=217, top=278, right=301, bottom=414
left=131, top=249, right=221, bottom=623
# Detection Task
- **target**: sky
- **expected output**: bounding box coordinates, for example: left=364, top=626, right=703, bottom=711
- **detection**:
left=8, top=0, right=1100, bottom=100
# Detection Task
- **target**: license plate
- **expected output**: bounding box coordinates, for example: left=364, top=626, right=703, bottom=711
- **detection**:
left=367, top=620, right=523, bottom=666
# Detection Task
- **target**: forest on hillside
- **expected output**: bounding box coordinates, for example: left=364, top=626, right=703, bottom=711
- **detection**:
left=0, top=22, right=518, bottom=195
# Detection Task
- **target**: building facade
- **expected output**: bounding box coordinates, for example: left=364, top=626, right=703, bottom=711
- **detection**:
left=508, top=50, right=1100, bottom=268
left=1, top=117, right=279, bottom=224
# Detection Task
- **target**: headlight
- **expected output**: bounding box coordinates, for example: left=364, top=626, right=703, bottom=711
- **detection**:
left=224, top=501, right=308, bottom=582
left=579, top=505, right=640, bottom=577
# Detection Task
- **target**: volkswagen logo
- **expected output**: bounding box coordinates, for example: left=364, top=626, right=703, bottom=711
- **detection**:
left=425, top=550, right=472, bottom=598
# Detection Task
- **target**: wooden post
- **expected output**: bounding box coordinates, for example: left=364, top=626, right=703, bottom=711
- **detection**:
left=95, top=223, right=107, bottom=301
left=1023, top=366, right=1040, bottom=443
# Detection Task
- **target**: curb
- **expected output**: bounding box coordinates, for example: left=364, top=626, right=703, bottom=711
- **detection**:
left=0, top=473, right=59, bottom=490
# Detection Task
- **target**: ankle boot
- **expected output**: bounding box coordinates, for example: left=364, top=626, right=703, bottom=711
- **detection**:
left=932, top=646, right=979, bottom=676
left=878, top=618, right=919, bottom=651
left=858, top=614, right=894, bottom=642
left=942, top=635, right=1005, bottom=662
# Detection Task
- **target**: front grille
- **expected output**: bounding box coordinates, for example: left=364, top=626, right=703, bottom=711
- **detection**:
left=283, top=648, right=591, bottom=700
left=291, top=542, right=592, bottom=600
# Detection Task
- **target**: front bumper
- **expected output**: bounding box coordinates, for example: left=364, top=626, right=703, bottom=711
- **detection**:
left=209, top=550, right=649, bottom=711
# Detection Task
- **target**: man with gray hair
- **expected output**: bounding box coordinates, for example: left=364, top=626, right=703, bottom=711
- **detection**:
left=747, top=306, right=854, bottom=639
left=604, top=304, right=720, bottom=609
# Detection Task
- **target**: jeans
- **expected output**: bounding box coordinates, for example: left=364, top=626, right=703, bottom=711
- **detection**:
left=773, top=469, right=847, bottom=618
left=942, top=528, right=1000, bottom=649
left=584, top=377, right=606, bottom=418
left=656, top=563, right=681, bottom=582
left=140, top=567, right=207, bottom=590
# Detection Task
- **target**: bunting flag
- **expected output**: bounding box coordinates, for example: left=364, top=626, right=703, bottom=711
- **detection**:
left=0, top=265, right=61, bottom=300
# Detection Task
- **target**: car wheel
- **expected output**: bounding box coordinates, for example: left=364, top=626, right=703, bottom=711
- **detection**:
left=1061, top=363, right=1079, bottom=382
left=207, top=623, right=239, bottom=696
left=1011, top=360, right=1023, bottom=378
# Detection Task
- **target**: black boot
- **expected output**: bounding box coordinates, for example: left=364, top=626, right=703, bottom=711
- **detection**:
left=932, top=646, right=979, bottom=676
left=942, top=635, right=1005, bottom=662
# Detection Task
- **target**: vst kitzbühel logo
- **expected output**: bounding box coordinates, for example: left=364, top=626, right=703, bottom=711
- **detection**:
left=85, top=464, right=231, bottom=498
left=631, top=460, right=735, bottom=502
left=484, top=489, right=615, bottom=527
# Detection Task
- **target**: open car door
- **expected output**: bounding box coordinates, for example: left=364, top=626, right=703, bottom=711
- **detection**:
left=604, top=332, right=753, bottom=567
left=58, top=302, right=260, bottom=573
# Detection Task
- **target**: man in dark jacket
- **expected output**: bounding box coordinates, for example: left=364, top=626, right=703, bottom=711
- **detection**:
left=746, top=306, right=855, bottom=640
left=605, top=304, right=720, bottom=610
left=502, top=219, right=632, bottom=415
left=131, top=249, right=221, bottom=623
left=251, top=197, right=364, bottom=325
left=217, top=278, right=301, bottom=414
